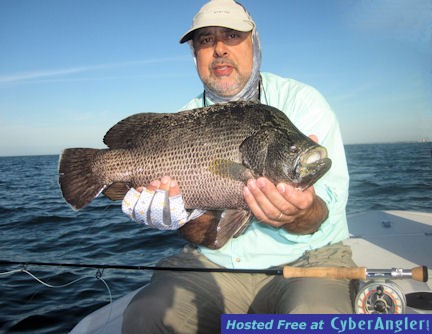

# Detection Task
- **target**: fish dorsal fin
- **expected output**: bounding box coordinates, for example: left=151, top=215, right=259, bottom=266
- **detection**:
left=103, top=113, right=169, bottom=149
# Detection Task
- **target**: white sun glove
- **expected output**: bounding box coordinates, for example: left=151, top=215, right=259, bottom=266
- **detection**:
left=122, top=187, right=205, bottom=230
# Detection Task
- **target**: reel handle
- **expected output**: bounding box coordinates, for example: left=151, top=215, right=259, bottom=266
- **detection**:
left=282, top=266, right=428, bottom=282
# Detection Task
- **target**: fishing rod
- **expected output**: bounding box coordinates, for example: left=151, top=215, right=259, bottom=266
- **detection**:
left=2, top=260, right=430, bottom=314
left=0, top=260, right=428, bottom=282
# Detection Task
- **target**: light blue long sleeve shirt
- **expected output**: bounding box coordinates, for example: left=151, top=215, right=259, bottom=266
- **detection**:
left=181, top=72, right=350, bottom=269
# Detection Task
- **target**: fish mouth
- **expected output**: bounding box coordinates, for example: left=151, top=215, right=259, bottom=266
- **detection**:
left=293, top=146, right=332, bottom=190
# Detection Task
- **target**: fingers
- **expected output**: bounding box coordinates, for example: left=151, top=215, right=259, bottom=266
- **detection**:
left=145, top=181, right=159, bottom=192
left=277, top=181, right=316, bottom=211
left=243, top=177, right=315, bottom=227
left=135, top=176, right=181, bottom=197
left=309, top=134, right=318, bottom=143
left=244, top=178, right=294, bottom=227
left=160, top=176, right=181, bottom=197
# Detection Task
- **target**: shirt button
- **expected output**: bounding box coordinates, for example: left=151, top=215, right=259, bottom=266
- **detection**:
left=235, top=257, right=241, bottom=262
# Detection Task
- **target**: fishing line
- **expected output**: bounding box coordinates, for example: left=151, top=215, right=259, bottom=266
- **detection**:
left=0, top=265, right=114, bottom=331
left=1, top=266, right=112, bottom=301
left=0, top=268, right=22, bottom=276
left=94, top=268, right=114, bottom=334
left=20, top=269, right=89, bottom=289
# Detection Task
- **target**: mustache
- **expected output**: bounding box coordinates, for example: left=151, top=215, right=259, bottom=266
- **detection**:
left=210, top=58, right=237, bottom=69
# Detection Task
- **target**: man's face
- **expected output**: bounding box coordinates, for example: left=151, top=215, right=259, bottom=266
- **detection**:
left=193, top=27, right=253, bottom=97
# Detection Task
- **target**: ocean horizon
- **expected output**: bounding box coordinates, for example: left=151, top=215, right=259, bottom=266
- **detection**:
left=1, top=140, right=431, bottom=159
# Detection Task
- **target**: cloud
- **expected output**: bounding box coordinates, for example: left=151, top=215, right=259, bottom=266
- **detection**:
left=0, top=66, right=99, bottom=84
left=0, top=56, right=190, bottom=85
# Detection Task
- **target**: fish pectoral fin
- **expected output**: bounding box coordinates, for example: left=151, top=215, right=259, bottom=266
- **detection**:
left=212, top=209, right=252, bottom=248
left=178, top=209, right=252, bottom=249
left=222, top=209, right=252, bottom=238
left=103, top=182, right=131, bottom=201
left=209, top=159, right=252, bottom=182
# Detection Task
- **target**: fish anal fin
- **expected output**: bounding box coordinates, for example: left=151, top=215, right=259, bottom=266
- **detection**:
left=179, top=209, right=252, bottom=249
left=179, top=211, right=222, bottom=248
left=103, top=182, right=131, bottom=201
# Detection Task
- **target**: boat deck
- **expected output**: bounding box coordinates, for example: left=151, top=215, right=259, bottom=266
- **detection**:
left=70, top=210, right=432, bottom=333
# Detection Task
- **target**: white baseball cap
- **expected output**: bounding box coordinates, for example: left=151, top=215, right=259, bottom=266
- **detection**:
left=179, top=0, right=255, bottom=44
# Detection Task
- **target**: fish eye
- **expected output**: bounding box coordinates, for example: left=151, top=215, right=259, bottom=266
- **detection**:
left=289, top=145, right=298, bottom=153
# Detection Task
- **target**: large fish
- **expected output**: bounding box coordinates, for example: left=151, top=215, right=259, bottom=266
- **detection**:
left=59, top=101, right=331, bottom=248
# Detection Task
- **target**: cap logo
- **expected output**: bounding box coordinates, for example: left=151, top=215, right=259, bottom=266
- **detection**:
left=212, top=10, right=230, bottom=14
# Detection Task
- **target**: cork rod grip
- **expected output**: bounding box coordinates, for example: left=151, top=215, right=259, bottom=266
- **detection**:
left=282, top=266, right=367, bottom=280
left=412, top=266, right=428, bottom=282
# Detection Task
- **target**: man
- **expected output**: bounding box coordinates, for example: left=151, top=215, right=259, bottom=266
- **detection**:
left=122, top=0, right=355, bottom=333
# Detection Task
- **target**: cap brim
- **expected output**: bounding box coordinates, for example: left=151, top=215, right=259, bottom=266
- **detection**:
left=179, top=20, right=254, bottom=44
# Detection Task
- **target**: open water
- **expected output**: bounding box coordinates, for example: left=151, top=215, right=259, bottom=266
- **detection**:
left=0, top=142, right=431, bottom=333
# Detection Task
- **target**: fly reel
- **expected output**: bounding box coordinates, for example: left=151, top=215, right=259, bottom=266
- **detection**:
left=281, top=265, right=427, bottom=314
left=355, top=280, right=406, bottom=314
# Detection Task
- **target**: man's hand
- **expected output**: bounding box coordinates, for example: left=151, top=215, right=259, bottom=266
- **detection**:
left=243, top=177, right=328, bottom=234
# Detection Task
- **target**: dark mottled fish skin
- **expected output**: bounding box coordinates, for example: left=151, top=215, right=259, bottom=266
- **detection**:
left=58, top=101, right=331, bottom=247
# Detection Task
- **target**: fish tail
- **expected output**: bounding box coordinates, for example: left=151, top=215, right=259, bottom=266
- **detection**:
left=58, top=148, right=105, bottom=210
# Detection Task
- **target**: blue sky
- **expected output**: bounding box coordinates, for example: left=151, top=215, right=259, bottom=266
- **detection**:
left=1, top=0, right=431, bottom=156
